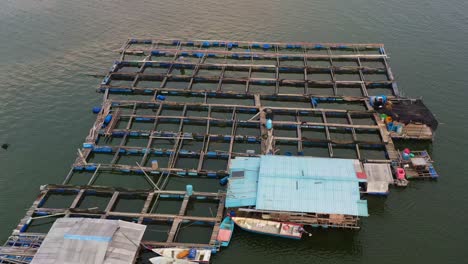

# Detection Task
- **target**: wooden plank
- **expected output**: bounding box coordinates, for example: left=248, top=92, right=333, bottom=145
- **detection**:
left=178, top=195, right=190, bottom=216
left=0, top=247, right=37, bottom=257
left=109, top=212, right=219, bottom=222
left=142, top=241, right=212, bottom=248
left=103, top=192, right=120, bottom=213
left=70, top=190, right=85, bottom=209
left=166, top=218, right=182, bottom=243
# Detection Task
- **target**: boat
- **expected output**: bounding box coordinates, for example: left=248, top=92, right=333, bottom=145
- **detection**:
left=149, top=256, right=196, bottom=264
left=232, top=217, right=304, bottom=239
left=152, top=247, right=211, bottom=264
left=216, top=216, right=234, bottom=247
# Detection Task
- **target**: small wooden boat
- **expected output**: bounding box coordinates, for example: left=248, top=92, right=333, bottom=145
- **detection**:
left=216, top=216, right=234, bottom=247
left=232, top=217, right=304, bottom=239
left=152, top=248, right=211, bottom=264
left=149, top=256, right=196, bottom=264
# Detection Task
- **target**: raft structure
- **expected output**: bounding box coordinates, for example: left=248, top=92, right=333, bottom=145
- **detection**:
left=0, top=38, right=440, bottom=263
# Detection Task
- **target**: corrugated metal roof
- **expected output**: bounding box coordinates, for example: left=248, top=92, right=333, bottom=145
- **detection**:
left=256, top=155, right=368, bottom=216
left=225, top=157, right=261, bottom=208
left=31, top=218, right=146, bottom=264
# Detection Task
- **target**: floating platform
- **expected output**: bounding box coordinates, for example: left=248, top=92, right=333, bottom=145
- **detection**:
left=0, top=38, right=440, bottom=263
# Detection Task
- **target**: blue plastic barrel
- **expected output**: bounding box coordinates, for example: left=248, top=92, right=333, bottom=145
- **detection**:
left=104, top=114, right=112, bottom=125
left=186, top=185, right=193, bottom=196
left=402, top=152, right=410, bottom=160
left=387, top=122, right=394, bottom=131
left=156, top=95, right=166, bottom=101
left=219, top=176, right=229, bottom=186
left=188, top=248, right=197, bottom=259
left=227, top=43, right=233, bottom=50
left=266, top=119, right=273, bottom=130
left=83, top=143, right=94, bottom=149
left=92, top=107, right=102, bottom=114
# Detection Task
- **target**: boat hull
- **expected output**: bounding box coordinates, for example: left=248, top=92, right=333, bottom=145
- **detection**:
left=232, top=217, right=303, bottom=240
left=217, top=216, right=234, bottom=247
left=152, top=248, right=211, bottom=264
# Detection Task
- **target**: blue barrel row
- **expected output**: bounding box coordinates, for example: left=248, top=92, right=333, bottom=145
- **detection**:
left=131, top=39, right=366, bottom=51
left=94, top=130, right=262, bottom=142
left=89, top=146, right=231, bottom=159
left=72, top=165, right=228, bottom=178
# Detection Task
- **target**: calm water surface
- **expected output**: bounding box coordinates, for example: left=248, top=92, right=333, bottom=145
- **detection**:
left=1, top=0, right=467, bottom=263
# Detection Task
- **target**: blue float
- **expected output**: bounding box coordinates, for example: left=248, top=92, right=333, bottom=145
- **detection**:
left=219, top=177, right=228, bottom=186
left=266, top=119, right=273, bottom=130
left=104, top=114, right=112, bottom=125
left=83, top=143, right=94, bottom=149
left=186, top=185, right=193, bottom=196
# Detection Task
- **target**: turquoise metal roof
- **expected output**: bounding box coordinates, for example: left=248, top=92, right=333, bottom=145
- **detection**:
left=256, top=155, right=368, bottom=216
left=225, top=157, right=261, bottom=208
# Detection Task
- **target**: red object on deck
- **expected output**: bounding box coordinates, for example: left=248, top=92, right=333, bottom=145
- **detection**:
left=356, top=172, right=367, bottom=179
left=397, top=168, right=406, bottom=180
left=217, top=229, right=232, bottom=242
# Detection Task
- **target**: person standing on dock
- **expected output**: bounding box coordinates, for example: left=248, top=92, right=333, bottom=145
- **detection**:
left=176, top=56, right=187, bottom=75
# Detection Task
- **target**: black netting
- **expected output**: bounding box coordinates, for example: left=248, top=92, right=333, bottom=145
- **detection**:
left=378, top=99, right=438, bottom=130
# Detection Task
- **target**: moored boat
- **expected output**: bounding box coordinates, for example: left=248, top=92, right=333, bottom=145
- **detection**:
left=149, top=256, right=196, bottom=264
left=232, top=217, right=304, bottom=239
left=152, top=247, right=211, bottom=264
left=216, top=216, right=234, bottom=247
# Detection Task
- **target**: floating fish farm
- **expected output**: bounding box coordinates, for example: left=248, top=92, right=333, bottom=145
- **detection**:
left=0, top=38, right=439, bottom=263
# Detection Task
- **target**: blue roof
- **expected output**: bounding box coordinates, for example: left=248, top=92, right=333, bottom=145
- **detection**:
left=226, top=155, right=368, bottom=217
left=225, top=157, right=261, bottom=208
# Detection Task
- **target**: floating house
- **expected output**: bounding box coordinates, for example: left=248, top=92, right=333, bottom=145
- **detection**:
left=30, top=218, right=145, bottom=264
left=227, top=155, right=368, bottom=228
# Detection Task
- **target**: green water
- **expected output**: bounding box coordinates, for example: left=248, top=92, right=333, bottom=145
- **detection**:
left=1, top=0, right=467, bottom=263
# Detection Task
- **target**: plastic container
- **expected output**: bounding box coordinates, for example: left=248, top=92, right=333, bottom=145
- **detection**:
left=83, top=143, right=94, bottom=149
left=387, top=122, right=394, bottom=131
left=396, top=124, right=403, bottom=135
left=385, top=116, right=393, bottom=124
left=266, top=119, right=273, bottom=130
left=379, top=113, right=387, bottom=121
left=156, top=95, right=166, bottom=101
left=151, top=160, right=159, bottom=170
left=219, top=176, right=229, bottom=186
left=402, top=152, right=410, bottom=160
left=188, top=248, right=197, bottom=259
left=397, top=168, right=406, bottom=180
left=403, top=148, right=411, bottom=154
left=92, top=107, right=102, bottom=114
left=104, top=114, right=113, bottom=125
left=186, top=185, right=193, bottom=196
